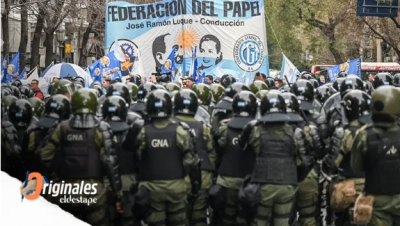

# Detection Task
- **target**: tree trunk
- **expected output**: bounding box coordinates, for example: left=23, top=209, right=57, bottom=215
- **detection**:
left=30, top=8, right=45, bottom=68
left=1, top=0, right=10, bottom=59
left=19, top=0, right=28, bottom=71
left=326, top=27, right=344, bottom=64
left=45, top=32, right=55, bottom=67
left=78, top=22, right=93, bottom=67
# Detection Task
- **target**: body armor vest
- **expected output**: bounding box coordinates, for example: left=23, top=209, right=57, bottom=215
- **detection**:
left=176, top=119, right=212, bottom=171
left=364, top=127, right=400, bottom=195
left=139, top=123, right=185, bottom=181
left=339, top=125, right=365, bottom=179
left=115, top=131, right=135, bottom=175
left=59, top=121, right=102, bottom=179
left=251, top=126, right=297, bottom=185
left=218, top=126, right=255, bottom=178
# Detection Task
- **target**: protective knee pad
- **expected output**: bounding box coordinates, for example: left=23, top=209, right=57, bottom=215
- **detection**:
left=331, top=179, right=356, bottom=212
left=353, top=193, right=374, bottom=225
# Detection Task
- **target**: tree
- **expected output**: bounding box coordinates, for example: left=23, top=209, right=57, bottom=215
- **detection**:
left=30, top=6, right=45, bottom=69
left=19, top=0, right=28, bottom=71
left=2, top=0, right=11, bottom=59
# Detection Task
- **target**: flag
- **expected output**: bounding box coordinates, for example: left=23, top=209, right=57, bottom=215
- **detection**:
left=133, top=48, right=144, bottom=76
left=1, top=55, right=8, bottom=84
left=40, top=61, right=54, bottom=77
left=25, top=66, right=39, bottom=83
left=280, top=54, right=300, bottom=84
left=5, top=52, right=20, bottom=83
left=99, top=50, right=122, bottom=81
left=189, top=47, right=199, bottom=81
left=195, top=72, right=206, bottom=83
left=17, top=68, right=27, bottom=80
left=327, top=58, right=362, bottom=82
left=88, top=60, right=102, bottom=83
left=112, top=37, right=126, bottom=62
left=161, top=47, right=177, bottom=74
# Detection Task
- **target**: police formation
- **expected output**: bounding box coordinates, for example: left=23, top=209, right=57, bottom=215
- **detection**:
left=2, top=72, right=400, bottom=226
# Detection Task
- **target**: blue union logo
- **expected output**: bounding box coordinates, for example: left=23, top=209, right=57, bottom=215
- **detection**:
left=234, top=34, right=265, bottom=72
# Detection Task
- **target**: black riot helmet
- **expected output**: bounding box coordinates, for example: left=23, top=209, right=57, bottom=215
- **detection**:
left=174, top=89, right=199, bottom=116
left=299, top=73, right=314, bottom=80
left=279, top=85, right=291, bottom=93
left=337, top=71, right=348, bottom=78
left=225, top=83, right=250, bottom=99
left=232, top=91, right=258, bottom=118
left=342, top=90, right=371, bottom=124
left=220, top=74, right=237, bottom=88
left=11, top=79, right=23, bottom=88
left=1, top=88, right=11, bottom=98
left=316, top=84, right=337, bottom=104
left=332, top=77, right=345, bottom=92
left=8, top=99, right=33, bottom=128
left=290, top=79, right=315, bottom=102
left=102, top=96, right=128, bottom=122
left=372, top=72, right=393, bottom=89
left=90, top=81, right=101, bottom=88
left=282, top=92, right=303, bottom=122
left=106, top=82, right=131, bottom=107
left=265, top=77, right=275, bottom=89
left=155, top=84, right=166, bottom=90
left=339, top=75, right=365, bottom=98
left=126, top=82, right=139, bottom=102
left=10, top=86, right=21, bottom=98
left=249, top=81, right=269, bottom=95
left=19, top=85, right=34, bottom=99
left=72, top=76, right=85, bottom=87
left=146, top=89, right=172, bottom=118
left=129, top=74, right=142, bottom=86
left=309, top=79, right=319, bottom=89
left=137, top=83, right=157, bottom=102
left=259, top=90, right=288, bottom=122
left=394, top=73, right=400, bottom=86
left=44, top=94, right=71, bottom=120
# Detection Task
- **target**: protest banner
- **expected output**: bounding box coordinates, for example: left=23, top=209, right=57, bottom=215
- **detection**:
left=105, top=0, right=269, bottom=79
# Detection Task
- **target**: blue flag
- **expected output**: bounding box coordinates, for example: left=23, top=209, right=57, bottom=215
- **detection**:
left=99, top=51, right=122, bottom=81
left=195, top=72, right=206, bottom=83
left=1, top=55, right=8, bottom=83
left=190, top=47, right=199, bottom=81
left=161, top=47, right=177, bottom=74
left=17, top=68, right=27, bottom=80
left=327, top=58, right=362, bottom=82
left=89, top=60, right=102, bottom=83
left=6, top=52, right=20, bottom=83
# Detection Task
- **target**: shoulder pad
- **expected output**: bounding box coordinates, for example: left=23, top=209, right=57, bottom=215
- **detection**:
left=178, top=121, right=190, bottom=130
left=315, top=114, right=327, bottom=124
left=132, top=118, right=144, bottom=129
left=2, top=121, right=17, bottom=133
left=99, top=121, right=112, bottom=131
left=294, top=127, right=305, bottom=138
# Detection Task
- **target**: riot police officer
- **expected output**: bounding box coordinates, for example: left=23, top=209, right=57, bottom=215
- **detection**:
left=372, top=72, right=393, bottom=89
left=164, top=82, right=180, bottom=93
left=213, top=90, right=258, bottom=225
left=28, top=97, right=45, bottom=118
left=249, top=80, right=269, bottom=95
left=291, top=79, right=321, bottom=122
left=26, top=95, right=71, bottom=173
left=210, top=84, right=225, bottom=106
left=239, top=91, right=307, bottom=226
left=394, top=73, right=400, bottom=87
left=40, top=88, right=122, bottom=226
left=191, top=83, right=212, bottom=124
left=316, top=84, right=337, bottom=104
left=130, top=83, right=157, bottom=119
left=330, top=90, right=371, bottom=225
left=51, top=79, right=77, bottom=98
left=126, top=82, right=139, bottom=104
left=102, top=96, right=141, bottom=226
left=212, top=83, right=250, bottom=135
left=20, top=85, right=34, bottom=99
left=351, top=86, right=400, bottom=225
left=265, top=77, right=276, bottom=89
left=174, top=89, right=216, bottom=226
left=134, top=89, right=195, bottom=226
left=220, top=74, right=236, bottom=88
